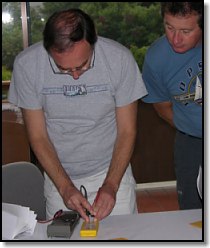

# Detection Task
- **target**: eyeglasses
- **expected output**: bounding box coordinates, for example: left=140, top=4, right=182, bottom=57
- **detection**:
left=48, top=49, right=95, bottom=75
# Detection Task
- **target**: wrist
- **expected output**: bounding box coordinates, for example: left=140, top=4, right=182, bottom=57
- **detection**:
left=58, top=178, right=75, bottom=197
left=102, top=180, right=119, bottom=194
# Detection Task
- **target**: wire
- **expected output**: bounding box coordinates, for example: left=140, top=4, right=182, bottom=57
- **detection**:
left=37, top=209, right=63, bottom=224
left=80, top=185, right=87, bottom=199
left=38, top=185, right=90, bottom=223
left=80, top=185, right=93, bottom=217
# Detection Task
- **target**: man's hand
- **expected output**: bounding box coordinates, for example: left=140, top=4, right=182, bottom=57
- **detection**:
left=61, top=185, right=94, bottom=222
left=92, top=184, right=116, bottom=221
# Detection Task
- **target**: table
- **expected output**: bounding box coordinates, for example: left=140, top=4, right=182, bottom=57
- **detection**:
left=21, top=209, right=203, bottom=241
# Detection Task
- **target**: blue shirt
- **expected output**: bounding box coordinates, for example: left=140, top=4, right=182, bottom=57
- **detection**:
left=142, top=35, right=202, bottom=138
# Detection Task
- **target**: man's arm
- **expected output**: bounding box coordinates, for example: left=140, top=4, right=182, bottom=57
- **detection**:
left=153, top=101, right=175, bottom=128
left=92, top=101, right=138, bottom=220
left=22, top=108, right=94, bottom=221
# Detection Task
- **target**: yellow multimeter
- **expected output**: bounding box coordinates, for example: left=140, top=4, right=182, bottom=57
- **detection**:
left=80, top=220, right=99, bottom=237
left=79, top=185, right=99, bottom=237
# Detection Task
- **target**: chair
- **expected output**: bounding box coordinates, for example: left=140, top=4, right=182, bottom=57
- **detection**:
left=2, top=161, right=46, bottom=220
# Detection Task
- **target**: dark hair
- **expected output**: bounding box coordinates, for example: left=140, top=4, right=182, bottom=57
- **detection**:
left=43, top=8, right=97, bottom=53
left=161, top=2, right=203, bottom=30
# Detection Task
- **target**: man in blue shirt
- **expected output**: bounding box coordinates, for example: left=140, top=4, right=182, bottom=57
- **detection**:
left=142, top=2, right=202, bottom=209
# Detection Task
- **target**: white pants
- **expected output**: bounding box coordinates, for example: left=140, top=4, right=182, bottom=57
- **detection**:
left=44, top=165, right=137, bottom=219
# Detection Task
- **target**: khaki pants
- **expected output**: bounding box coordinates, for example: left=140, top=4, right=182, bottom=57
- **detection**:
left=44, top=165, right=137, bottom=219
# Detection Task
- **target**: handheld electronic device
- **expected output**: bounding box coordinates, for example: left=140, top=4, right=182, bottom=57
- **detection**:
left=80, top=219, right=99, bottom=237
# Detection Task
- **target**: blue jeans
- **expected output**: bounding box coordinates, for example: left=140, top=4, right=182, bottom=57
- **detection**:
left=174, top=131, right=202, bottom=209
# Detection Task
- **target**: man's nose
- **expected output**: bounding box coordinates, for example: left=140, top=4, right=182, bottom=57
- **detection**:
left=172, top=31, right=182, bottom=45
left=71, top=71, right=80, bottom=80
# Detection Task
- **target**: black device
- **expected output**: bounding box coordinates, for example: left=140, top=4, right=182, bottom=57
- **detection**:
left=47, top=210, right=80, bottom=238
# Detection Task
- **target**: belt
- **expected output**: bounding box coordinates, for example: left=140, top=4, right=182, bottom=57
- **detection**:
left=178, top=130, right=202, bottom=139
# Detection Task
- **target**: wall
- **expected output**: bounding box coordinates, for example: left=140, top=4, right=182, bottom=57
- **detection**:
left=131, top=100, right=176, bottom=183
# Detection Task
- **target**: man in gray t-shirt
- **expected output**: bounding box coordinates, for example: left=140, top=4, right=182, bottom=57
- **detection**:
left=8, top=9, right=147, bottom=221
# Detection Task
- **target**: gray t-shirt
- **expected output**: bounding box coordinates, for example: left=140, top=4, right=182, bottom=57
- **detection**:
left=8, top=36, right=147, bottom=179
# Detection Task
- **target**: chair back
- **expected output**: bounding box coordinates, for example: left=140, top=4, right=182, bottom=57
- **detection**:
left=2, top=161, right=46, bottom=220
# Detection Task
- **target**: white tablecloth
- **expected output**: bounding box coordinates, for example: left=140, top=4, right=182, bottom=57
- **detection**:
left=20, top=209, right=202, bottom=241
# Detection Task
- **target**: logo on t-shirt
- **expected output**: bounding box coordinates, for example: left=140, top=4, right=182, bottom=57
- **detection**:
left=42, top=84, right=109, bottom=97
left=174, top=74, right=202, bottom=106
left=63, top=85, right=87, bottom=96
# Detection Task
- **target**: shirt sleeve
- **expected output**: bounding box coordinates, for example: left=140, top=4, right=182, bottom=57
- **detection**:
left=114, top=50, right=148, bottom=107
left=141, top=55, right=170, bottom=103
left=8, top=57, right=42, bottom=110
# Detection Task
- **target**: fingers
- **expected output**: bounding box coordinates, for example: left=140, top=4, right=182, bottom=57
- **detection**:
left=62, top=184, right=116, bottom=222
left=94, top=200, right=114, bottom=221
left=78, top=198, right=95, bottom=222
left=62, top=186, right=94, bottom=222
left=71, top=198, right=89, bottom=222
left=92, top=186, right=116, bottom=221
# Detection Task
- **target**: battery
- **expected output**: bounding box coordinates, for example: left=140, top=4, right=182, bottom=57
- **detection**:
left=47, top=211, right=80, bottom=238
left=80, top=220, right=99, bottom=237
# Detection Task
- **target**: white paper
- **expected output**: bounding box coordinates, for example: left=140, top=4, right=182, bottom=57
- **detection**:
left=2, top=211, right=18, bottom=240
left=2, top=203, right=37, bottom=240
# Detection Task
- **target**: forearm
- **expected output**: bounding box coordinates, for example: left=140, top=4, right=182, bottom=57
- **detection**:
left=103, top=129, right=136, bottom=193
left=22, top=109, right=74, bottom=194
left=153, top=102, right=175, bottom=128
left=92, top=102, right=138, bottom=220
left=22, top=109, right=97, bottom=220
left=29, top=135, right=74, bottom=194
left=103, top=102, right=137, bottom=192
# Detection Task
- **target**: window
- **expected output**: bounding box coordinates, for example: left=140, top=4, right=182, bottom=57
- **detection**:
left=2, top=2, right=22, bottom=101
left=2, top=2, right=163, bottom=101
